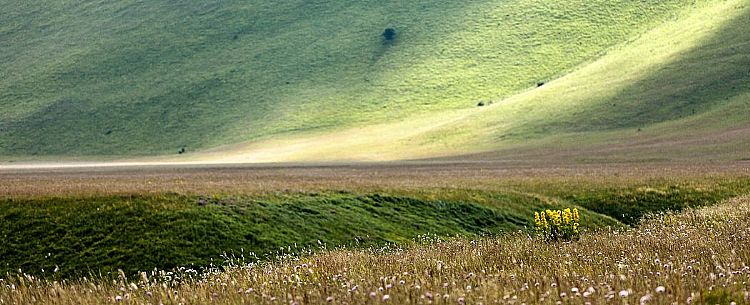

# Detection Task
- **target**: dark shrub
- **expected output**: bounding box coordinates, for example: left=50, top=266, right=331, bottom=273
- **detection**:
left=383, top=28, right=396, bottom=41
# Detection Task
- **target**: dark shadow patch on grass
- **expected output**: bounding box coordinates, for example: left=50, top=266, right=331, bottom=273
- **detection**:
left=543, top=5, right=750, bottom=132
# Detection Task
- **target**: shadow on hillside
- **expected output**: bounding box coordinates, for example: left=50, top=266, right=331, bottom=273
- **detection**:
left=551, top=4, right=750, bottom=132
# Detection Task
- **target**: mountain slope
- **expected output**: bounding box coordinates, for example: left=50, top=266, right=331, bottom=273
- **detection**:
left=187, top=0, right=749, bottom=163
left=0, top=0, right=704, bottom=156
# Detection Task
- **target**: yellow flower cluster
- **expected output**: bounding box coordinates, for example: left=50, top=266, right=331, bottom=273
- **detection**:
left=534, top=208, right=581, bottom=241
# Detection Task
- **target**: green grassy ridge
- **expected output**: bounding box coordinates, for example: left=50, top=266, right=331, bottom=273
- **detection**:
left=564, top=183, right=748, bottom=225
left=0, top=192, right=616, bottom=279
left=4, top=178, right=747, bottom=280
left=0, top=0, right=700, bottom=155
left=498, top=175, right=750, bottom=225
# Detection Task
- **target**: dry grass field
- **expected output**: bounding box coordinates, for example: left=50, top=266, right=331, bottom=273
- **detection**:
left=2, top=193, right=749, bottom=304
left=2, top=161, right=748, bottom=199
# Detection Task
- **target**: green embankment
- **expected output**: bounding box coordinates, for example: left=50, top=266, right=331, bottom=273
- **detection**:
left=0, top=0, right=702, bottom=156
left=0, top=192, right=590, bottom=278
left=4, top=178, right=750, bottom=279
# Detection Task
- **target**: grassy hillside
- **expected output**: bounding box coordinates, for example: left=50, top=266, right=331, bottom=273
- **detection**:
left=198, top=0, right=749, bottom=163
left=445, top=0, right=750, bottom=151
left=0, top=0, right=702, bottom=156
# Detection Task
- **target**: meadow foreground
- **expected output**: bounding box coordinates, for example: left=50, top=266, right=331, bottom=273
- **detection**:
left=2, top=194, right=748, bottom=304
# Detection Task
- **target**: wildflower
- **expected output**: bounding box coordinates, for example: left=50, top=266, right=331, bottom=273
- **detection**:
left=115, top=295, right=123, bottom=302
left=571, top=287, right=579, bottom=293
left=369, top=292, right=377, bottom=298
left=382, top=294, right=390, bottom=302
left=640, top=294, right=652, bottom=304
left=619, top=290, right=630, bottom=298
left=399, top=280, right=405, bottom=285
left=563, top=208, right=572, bottom=224
left=458, top=297, right=465, bottom=305
left=535, top=208, right=580, bottom=241
left=655, top=286, right=665, bottom=293
left=326, top=296, right=333, bottom=302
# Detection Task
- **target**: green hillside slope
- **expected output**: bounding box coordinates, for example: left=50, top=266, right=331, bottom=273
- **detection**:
left=0, top=0, right=702, bottom=156
left=193, top=0, right=747, bottom=163
left=428, top=0, right=750, bottom=161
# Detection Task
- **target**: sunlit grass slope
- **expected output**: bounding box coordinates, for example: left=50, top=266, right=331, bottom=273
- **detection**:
left=438, top=0, right=750, bottom=154
left=204, top=0, right=749, bottom=163
left=0, top=0, right=701, bottom=156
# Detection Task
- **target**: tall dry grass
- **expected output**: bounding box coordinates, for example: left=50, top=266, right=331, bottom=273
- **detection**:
left=2, top=196, right=749, bottom=304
